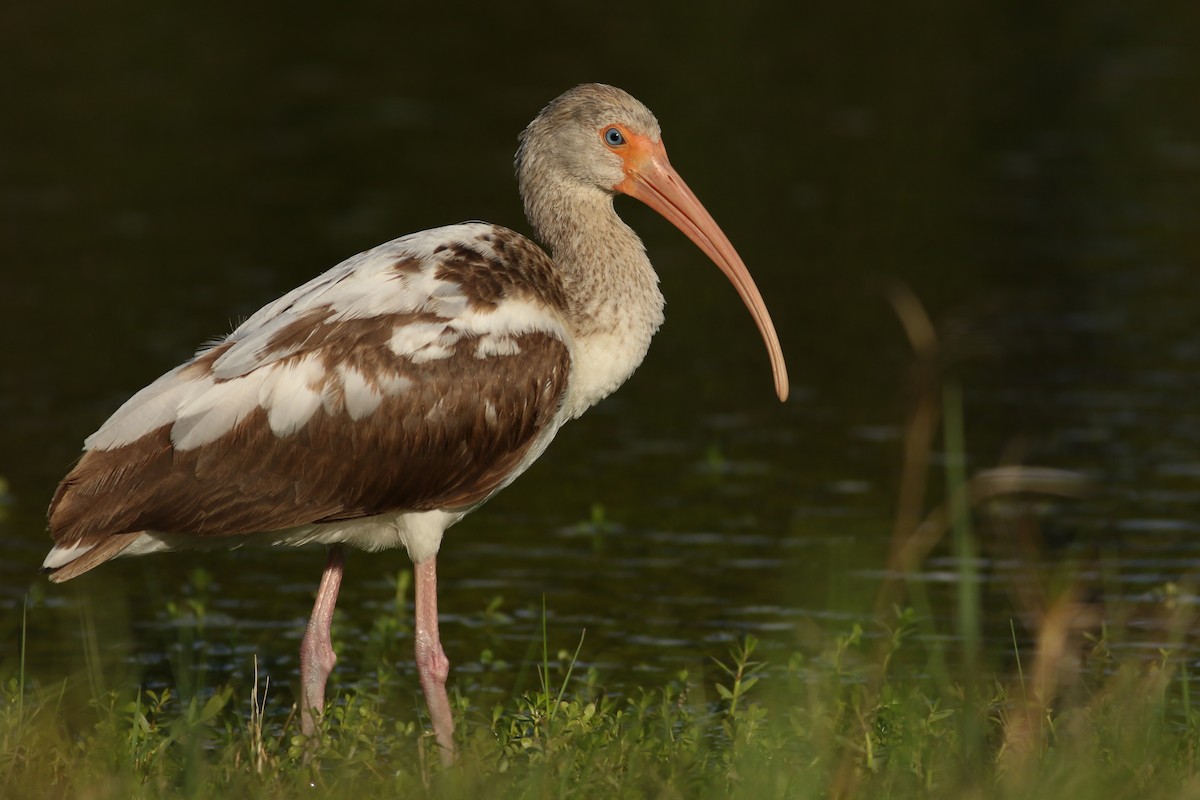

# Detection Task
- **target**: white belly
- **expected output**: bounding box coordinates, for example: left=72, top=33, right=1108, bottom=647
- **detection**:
left=119, top=507, right=468, bottom=566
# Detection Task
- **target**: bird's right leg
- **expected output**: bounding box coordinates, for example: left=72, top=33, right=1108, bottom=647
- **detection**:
left=414, top=556, right=456, bottom=765
left=299, top=545, right=345, bottom=737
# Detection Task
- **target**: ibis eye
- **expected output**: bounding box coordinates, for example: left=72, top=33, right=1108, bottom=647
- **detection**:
left=604, top=127, right=626, bottom=147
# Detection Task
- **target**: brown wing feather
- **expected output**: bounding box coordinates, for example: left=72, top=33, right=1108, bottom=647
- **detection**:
left=49, top=332, right=570, bottom=547
left=45, top=533, right=143, bottom=583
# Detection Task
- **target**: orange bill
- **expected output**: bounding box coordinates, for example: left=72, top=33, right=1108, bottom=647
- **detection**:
left=615, top=134, right=790, bottom=402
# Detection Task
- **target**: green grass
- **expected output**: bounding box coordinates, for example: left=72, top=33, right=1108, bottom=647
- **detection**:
left=4, top=588, right=1200, bottom=800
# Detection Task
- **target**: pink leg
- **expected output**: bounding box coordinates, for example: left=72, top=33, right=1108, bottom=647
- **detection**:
left=414, top=557, right=456, bottom=764
left=299, top=545, right=345, bottom=736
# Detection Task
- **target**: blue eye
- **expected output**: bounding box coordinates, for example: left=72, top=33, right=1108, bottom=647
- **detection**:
left=604, top=127, right=626, bottom=146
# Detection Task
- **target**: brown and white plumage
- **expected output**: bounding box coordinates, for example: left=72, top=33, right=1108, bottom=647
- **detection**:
left=47, top=224, right=573, bottom=571
left=43, top=84, right=788, bottom=764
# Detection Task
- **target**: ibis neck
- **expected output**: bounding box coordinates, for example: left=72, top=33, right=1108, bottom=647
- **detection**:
left=523, top=180, right=666, bottom=418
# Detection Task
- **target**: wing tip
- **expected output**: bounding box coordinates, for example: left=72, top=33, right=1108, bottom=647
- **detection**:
left=41, top=541, right=95, bottom=572
left=41, top=533, right=143, bottom=583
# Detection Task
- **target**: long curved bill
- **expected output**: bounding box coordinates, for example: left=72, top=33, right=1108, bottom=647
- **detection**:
left=617, top=138, right=789, bottom=402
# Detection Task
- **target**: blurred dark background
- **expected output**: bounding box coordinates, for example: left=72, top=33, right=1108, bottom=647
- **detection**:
left=2, top=0, right=1199, bottom=695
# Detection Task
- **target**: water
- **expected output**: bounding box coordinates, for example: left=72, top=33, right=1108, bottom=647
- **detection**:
left=3, top=1, right=1200, bottom=703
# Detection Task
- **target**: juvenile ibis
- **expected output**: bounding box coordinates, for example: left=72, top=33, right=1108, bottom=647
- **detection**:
left=43, top=83, right=789, bottom=763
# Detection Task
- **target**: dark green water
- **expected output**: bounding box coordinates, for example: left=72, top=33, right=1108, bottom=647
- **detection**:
left=3, top=1, right=1200, bottom=704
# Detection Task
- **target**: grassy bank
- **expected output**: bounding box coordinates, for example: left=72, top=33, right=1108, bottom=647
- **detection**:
left=3, top=583, right=1198, bottom=799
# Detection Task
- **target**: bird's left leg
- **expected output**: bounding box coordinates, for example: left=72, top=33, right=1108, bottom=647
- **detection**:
left=414, top=556, right=456, bottom=765
left=299, top=545, right=345, bottom=737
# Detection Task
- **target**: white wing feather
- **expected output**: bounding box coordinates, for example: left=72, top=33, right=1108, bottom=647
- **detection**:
left=82, top=223, right=569, bottom=454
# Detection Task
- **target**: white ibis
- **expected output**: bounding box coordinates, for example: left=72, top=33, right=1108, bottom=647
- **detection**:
left=42, top=84, right=789, bottom=764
